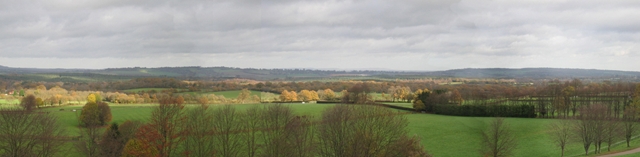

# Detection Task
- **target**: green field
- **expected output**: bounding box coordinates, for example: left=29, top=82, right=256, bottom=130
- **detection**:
left=122, top=88, right=269, bottom=99
left=384, top=102, right=414, bottom=108
left=36, top=103, right=640, bottom=157
left=208, top=90, right=263, bottom=98
left=121, top=88, right=182, bottom=93
left=0, top=99, right=19, bottom=104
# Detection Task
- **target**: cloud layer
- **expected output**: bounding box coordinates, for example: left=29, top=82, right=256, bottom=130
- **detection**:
left=1, top=0, right=639, bottom=71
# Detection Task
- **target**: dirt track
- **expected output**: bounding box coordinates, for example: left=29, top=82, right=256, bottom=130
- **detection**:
left=598, top=147, right=640, bottom=157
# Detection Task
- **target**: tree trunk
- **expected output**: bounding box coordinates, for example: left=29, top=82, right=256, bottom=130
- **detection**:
left=584, top=144, right=590, bottom=155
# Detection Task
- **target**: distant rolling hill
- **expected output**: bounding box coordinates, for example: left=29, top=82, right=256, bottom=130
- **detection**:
left=0, top=65, right=639, bottom=82
left=432, top=68, right=640, bottom=79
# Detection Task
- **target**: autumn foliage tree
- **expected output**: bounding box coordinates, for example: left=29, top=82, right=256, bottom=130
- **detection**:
left=147, top=95, right=186, bottom=157
left=80, top=102, right=100, bottom=127
left=413, top=100, right=425, bottom=111
left=99, top=123, right=126, bottom=157
left=322, top=89, right=337, bottom=100
left=122, top=126, right=160, bottom=157
left=79, top=102, right=111, bottom=127
left=298, top=90, right=313, bottom=101
left=343, top=83, right=372, bottom=104
left=20, top=94, right=37, bottom=111
left=450, top=89, right=464, bottom=105
left=97, top=102, right=112, bottom=126
left=280, top=90, right=298, bottom=102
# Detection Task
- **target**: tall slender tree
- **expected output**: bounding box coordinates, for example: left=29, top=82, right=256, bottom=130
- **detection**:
left=481, top=118, right=517, bottom=157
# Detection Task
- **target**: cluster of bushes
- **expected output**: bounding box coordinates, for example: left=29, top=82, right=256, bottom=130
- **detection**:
left=430, top=104, right=536, bottom=118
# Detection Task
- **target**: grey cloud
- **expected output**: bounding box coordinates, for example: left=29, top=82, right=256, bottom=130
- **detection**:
left=0, top=0, right=639, bottom=71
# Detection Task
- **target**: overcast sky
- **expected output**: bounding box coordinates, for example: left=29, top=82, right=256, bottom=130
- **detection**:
left=1, top=0, right=639, bottom=71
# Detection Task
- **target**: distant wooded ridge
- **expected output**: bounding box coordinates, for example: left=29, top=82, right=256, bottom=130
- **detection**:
left=1, top=65, right=639, bottom=81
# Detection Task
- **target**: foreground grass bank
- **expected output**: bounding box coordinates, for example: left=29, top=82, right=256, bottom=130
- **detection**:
left=41, top=103, right=640, bottom=157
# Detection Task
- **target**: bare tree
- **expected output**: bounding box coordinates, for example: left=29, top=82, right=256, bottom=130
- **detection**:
left=481, top=118, right=517, bottom=157
left=118, top=120, right=142, bottom=145
left=242, top=105, right=263, bottom=157
left=587, top=104, right=609, bottom=154
left=0, top=109, right=66, bottom=157
left=574, top=110, right=594, bottom=155
left=317, top=105, right=416, bottom=157
left=574, top=104, right=609, bottom=155
left=283, top=115, right=315, bottom=157
left=549, top=119, right=572, bottom=157
left=622, top=107, right=638, bottom=147
left=183, top=105, right=215, bottom=157
left=149, top=95, right=186, bottom=157
left=212, top=105, right=244, bottom=157
left=604, top=116, right=621, bottom=152
left=260, top=104, right=295, bottom=157
left=75, top=125, right=103, bottom=157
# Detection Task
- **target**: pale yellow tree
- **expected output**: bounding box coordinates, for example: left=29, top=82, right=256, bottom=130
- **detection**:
left=323, top=89, right=337, bottom=100
left=87, top=94, right=97, bottom=104
left=288, top=91, right=298, bottom=101
left=279, top=90, right=291, bottom=102
left=260, top=92, right=278, bottom=102
left=237, top=88, right=251, bottom=104
left=36, top=84, right=47, bottom=91
left=310, top=90, right=320, bottom=101
left=298, top=90, right=313, bottom=102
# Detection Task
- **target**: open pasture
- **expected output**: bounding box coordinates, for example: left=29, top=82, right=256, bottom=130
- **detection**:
left=207, top=90, right=264, bottom=98
left=40, top=103, right=640, bottom=157
left=121, top=88, right=183, bottom=93
left=0, top=99, right=19, bottom=104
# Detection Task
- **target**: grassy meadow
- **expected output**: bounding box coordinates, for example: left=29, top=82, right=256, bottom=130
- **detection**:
left=208, top=90, right=265, bottom=98
left=31, top=102, right=640, bottom=157
left=121, top=88, right=177, bottom=93
left=122, top=88, right=271, bottom=99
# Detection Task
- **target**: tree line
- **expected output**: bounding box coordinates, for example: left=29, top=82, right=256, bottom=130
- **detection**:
left=1, top=94, right=432, bottom=157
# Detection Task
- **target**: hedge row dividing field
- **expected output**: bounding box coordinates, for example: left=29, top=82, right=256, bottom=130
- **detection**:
left=38, top=103, right=640, bottom=157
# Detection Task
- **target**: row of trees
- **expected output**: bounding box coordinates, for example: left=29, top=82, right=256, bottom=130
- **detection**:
left=109, top=98, right=431, bottom=157
left=548, top=103, right=639, bottom=156
left=543, top=85, right=640, bottom=156
left=278, top=89, right=340, bottom=102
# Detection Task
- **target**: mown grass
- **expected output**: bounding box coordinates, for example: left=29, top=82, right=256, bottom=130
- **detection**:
left=40, top=103, right=332, bottom=135
left=38, top=103, right=640, bottom=157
